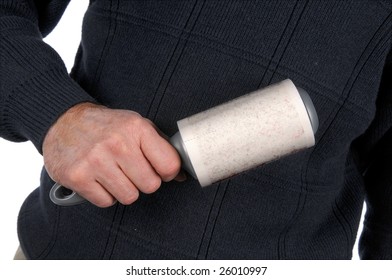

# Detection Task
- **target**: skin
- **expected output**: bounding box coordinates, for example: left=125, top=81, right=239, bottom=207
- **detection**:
left=42, top=102, right=185, bottom=208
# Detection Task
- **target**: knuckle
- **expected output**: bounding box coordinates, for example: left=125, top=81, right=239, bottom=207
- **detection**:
left=142, top=176, right=162, bottom=194
left=124, top=116, right=153, bottom=145
left=86, top=147, right=104, bottom=166
left=95, top=197, right=116, bottom=208
left=105, top=134, right=126, bottom=155
left=120, top=190, right=139, bottom=205
left=126, top=114, right=145, bottom=130
left=170, top=159, right=182, bottom=174
left=66, top=165, right=87, bottom=186
left=137, top=119, right=156, bottom=137
left=160, top=159, right=181, bottom=180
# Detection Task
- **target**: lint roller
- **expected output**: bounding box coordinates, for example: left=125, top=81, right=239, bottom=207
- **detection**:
left=50, top=79, right=318, bottom=206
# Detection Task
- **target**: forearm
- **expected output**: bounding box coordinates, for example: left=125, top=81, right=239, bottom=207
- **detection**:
left=0, top=0, right=95, bottom=152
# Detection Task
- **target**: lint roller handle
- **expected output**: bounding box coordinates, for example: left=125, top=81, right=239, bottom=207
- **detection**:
left=49, top=182, right=86, bottom=206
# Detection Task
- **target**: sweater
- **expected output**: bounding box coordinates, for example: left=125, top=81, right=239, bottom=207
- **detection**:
left=1, top=0, right=391, bottom=259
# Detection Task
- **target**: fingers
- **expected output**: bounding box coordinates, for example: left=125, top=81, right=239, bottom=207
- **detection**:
left=73, top=125, right=180, bottom=207
left=77, top=181, right=117, bottom=208
left=174, top=171, right=187, bottom=182
left=116, top=148, right=162, bottom=194
left=95, top=161, right=140, bottom=205
left=43, top=104, right=184, bottom=208
left=89, top=138, right=178, bottom=206
left=140, top=125, right=182, bottom=182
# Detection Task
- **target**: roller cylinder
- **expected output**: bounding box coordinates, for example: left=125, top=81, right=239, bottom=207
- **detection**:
left=172, top=79, right=318, bottom=187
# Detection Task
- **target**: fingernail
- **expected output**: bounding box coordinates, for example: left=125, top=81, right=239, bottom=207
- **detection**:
left=175, top=171, right=187, bottom=182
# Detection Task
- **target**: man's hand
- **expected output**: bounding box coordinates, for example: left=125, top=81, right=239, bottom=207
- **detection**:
left=42, top=103, right=183, bottom=207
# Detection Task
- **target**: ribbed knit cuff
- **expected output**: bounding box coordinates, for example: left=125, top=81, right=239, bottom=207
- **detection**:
left=2, top=68, right=96, bottom=153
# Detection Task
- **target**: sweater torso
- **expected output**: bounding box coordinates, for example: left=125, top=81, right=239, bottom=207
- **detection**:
left=11, top=0, right=392, bottom=259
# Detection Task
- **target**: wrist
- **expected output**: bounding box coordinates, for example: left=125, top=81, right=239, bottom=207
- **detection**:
left=42, top=102, right=104, bottom=154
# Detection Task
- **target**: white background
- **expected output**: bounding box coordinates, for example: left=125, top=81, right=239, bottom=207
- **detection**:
left=0, top=0, right=364, bottom=261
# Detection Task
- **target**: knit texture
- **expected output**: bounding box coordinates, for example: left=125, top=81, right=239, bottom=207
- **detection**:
left=1, top=0, right=392, bottom=259
left=0, top=0, right=95, bottom=152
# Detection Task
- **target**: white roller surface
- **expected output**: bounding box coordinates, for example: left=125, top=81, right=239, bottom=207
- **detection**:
left=177, top=79, right=315, bottom=186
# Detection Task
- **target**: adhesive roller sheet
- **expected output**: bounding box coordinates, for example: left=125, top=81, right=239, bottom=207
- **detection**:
left=176, top=79, right=316, bottom=187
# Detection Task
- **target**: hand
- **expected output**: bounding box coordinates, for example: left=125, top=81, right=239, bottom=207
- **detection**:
left=42, top=103, right=184, bottom=207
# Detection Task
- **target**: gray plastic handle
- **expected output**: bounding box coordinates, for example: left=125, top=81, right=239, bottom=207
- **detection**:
left=298, top=87, right=319, bottom=134
left=49, top=182, right=86, bottom=206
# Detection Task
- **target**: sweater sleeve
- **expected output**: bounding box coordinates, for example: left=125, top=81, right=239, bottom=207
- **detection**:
left=0, top=0, right=96, bottom=153
left=353, top=50, right=392, bottom=259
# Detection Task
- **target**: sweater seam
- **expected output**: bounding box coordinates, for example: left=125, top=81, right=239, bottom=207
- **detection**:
left=86, top=4, right=376, bottom=118
left=36, top=206, right=61, bottom=259
left=333, top=200, right=353, bottom=258
left=112, top=221, right=197, bottom=259
left=89, top=0, right=119, bottom=93
left=313, top=12, right=392, bottom=147
left=146, top=0, right=204, bottom=120
left=88, top=5, right=188, bottom=33
left=267, top=0, right=309, bottom=259
left=196, top=184, right=220, bottom=259
left=204, top=181, right=230, bottom=259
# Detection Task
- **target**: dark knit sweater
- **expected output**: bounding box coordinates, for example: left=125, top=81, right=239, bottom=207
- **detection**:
left=1, top=0, right=391, bottom=259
